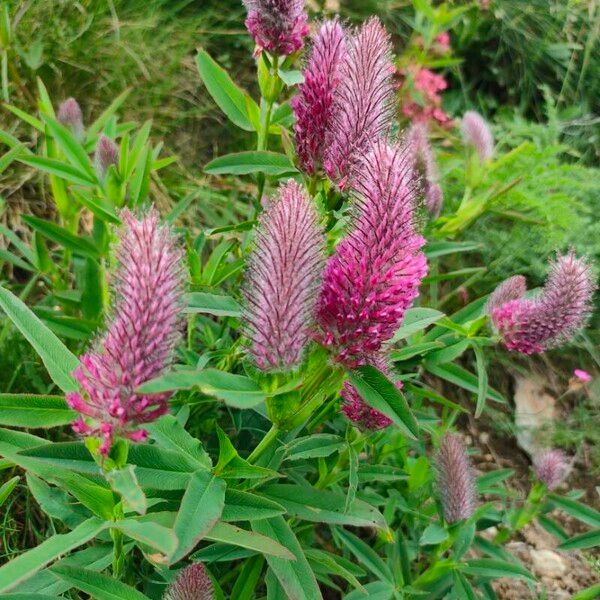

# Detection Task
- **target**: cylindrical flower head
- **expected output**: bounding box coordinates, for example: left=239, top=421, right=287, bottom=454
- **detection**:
left=244, top=180, right=325, bottom=371
left=323, top=17, right=395, bottom=188
left=94, top=135, right=119, bottom=181
left=406, top=123, right=443, bottom=217
left=292, top=20, right=347, bottom=175
left=489, top=252, right=595, bottom=354
left=242, top=0, right=309, bottom=56
left=164, top=563, right=215, bottom=600
left=436, top=434, right=477, bottom=523
left=533, top=449, right=569, bottom=490
left=317, top=142, right=428, bottom=367
left=66, top=209, right=184, bottom=454
left=57, top=98, right=84, bottom=141
left=461, top=111, right=494, bottom=162
left=341, top=354, right=394, bottom=430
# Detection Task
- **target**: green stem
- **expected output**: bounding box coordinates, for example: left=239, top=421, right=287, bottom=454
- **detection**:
left=111, top=527, right=124, bottom=579
left=247, top=425, right=280, bottom=465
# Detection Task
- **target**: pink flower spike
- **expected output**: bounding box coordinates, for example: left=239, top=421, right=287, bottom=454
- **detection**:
left=461, top=111, right=494, bottom=162
left=242, top=0, right=309, bottom=56
left=317, top=141, right=427, bottom=367
left=164, top=563, right=215, bottom=600
left=436, top=434, right=477, bottom=523
left=68, top=209, right=184, bottom=454
left=94, top=135, right=119, bottom=181
left=489, top=252, right=595, bottom=354
left=533, top=449, right=569, bottom=490
left=324, top=17, right=395, bottom=187
left=244, top=180, right=325, bottom=371
left=574, top=369, right=592, bottom=383
left=57, top=98, right=84, bottom=141
left=292, top=19, right=347, bottom=175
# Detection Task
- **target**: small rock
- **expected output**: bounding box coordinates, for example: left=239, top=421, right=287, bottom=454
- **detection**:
left=530, top=549, right=567, bottom=578
left=481, top=526, right=498, bottom=540
left=479, top=431, right=490, bottom=445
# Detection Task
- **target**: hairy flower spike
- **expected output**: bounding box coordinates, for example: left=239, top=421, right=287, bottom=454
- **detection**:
left=242, top=0, right=309, bottom=55
left=324, top=17, right=395, bottom=188
left=317, top=142, right=428, bottom=367
left=461, top=111, right=494, bottom=162
left=407, top=123, right=443, bottom=217
left=489, top=252, right=595, bottom=354
left=244, top=180, right=325, bottom=371
left=292, top=20, right=347, bottom=175
left=436, top=434, right=477, bottom=523
left=66, top=209, right=184, bottom=454
left=533, top=449, right=569, bottom=490
left=57, top=98, right=84, bottom=141
left=164, top=563, right=215, bottom=600
left=95, top=135, right=119, bottom=181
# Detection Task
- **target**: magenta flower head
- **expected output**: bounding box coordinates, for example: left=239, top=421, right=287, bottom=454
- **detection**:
left=341, top=354, right=395, bottom=430
left=244, top=180, right=325, bottom=371
left=57, top=98, right=84, bottom=141
left=242, top=0, right=309, bottom=56
left=574, top=368, right=592, bottom=383
left=533, top=449, right=569, bottom=490
left=406, top=123, right=443, bottom=217
left=164, top=563, right=215, bottom=600
left=436, top=433, right=477, bottom=523
left=461, top=111, right=494, bottom=162
left=324, top=17, right=395, bottom=188
left=317, top=141, right=428, bottom=367
left=66, top=209, right=184, bottom=455
left=94, top=135, right=119, bottom=181
left=292, top=19, right=347, bottom=175
left=489, top=252, right=595, bottom=354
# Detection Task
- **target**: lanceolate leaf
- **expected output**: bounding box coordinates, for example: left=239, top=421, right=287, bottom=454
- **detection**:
left=0, top=394, right=74, bottom=428
left=205, top=151, right=297, bottom=176
left=184, top=292, right=242, bottom=317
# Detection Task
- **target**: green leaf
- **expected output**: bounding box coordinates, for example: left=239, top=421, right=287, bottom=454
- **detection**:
left=196, top=49, right=258, bottom=132
left=425, top=241, right=481, bottom=259
left=23, top=216, right=100, bottom=259
left=424, top=339, right=471, bottom=366
left=138, top=369, right=265, bottom=409
left=0, top=284, right=79, bottom=392
left=222, top=489, right=286, bottom=521
left=261, top=484, right=387, bottom=530
left=558, top=528, right=600, bottom=551
left=348, top=365, right=419, bottom=439
left=419, top=523, right=449, bottom=546
left=0, top=517, right=106, bottom=593
left=170, top=470, right=226, bottom=564
left=18, top=155, right=96, bottom=186
left=0, top=595, right=61, bottom=599
left=50, top=565, right=150, bottom=600
left=472, top=344, right=489, bottom=418
left=49, top=471, right=115, bottom=520
left=278, top=69, right=304, bottom=87
left=115, top=518, right=178, bottom=557
left=184, top=292, right=242, bottom=317
left=0, top=394, right=74, bottom=428
left=283, top=434, right=345, bottom=461
left=390, top=341, right=444, bottom=362
left=105, top=466, right=147, bottom=515
left=452, top=571, right=479, bottom=600
left=345, top=581, right=394, bottom=600
left=572, top=583, right=600, bottom=600
left=333, top=528, right=393, bottom=583
left=462, top=558, right=535, bottom=582
left=252, top=517, right=322, bottom=600
left=0, top=475, right=19, bottom=508
left=87, top=89, right=131, bottom=138
left=391, top=307, right=445, bottom=342
left=205, top=151, right=297, bottom=176
left=205, top=521, right=294, bottom=560
left=549, top=494, right=600, bottom=528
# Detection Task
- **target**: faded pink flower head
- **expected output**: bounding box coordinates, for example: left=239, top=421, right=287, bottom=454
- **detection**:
left=341, top=354, right=395, bottom=430
left=574, top=368, right=592, bottom=383
left=95, top=135, right=119, bottom=181
left=461, top=111, right=494, bottom=162
left=164, top=563, right=215, bottom=600
left=489, top=252, right=595, bottom=354
left=244, top=180, right=325, bottom=371
left=434, top=32, right=451, bottom=54
left=57, top=98, right=84, bottom=141
left=292, top=19, right=347, bottom=175
left=242, top=0, right=309, bottom=55
left=317, top=141, right=428, bottom=367
left=533, top=449, right=569, bottom=490
left=436, top=433, right=477, bottom=523
left=66, top=209, right=184, bottom=454
left=324, top=17, right=395, bottom=188
left=406, top=123, right=443, bottom=217
left=400, top=66, right=452, bottom=127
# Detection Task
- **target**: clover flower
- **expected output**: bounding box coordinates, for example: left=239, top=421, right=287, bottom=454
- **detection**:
left=317, top=142, right=427, bottom=367
left=323, top=17, right=395, bottom=188
left=436, top=434, right=477, bottom=523
left=163, top=563, right=215, bottom=600
left=292, top=19, right=347, bottom=175
left=533, top=449, right=569, bottom=490
left=242, top=0, right=309, bottom=56
left=461, top=111, right=494, bottom=162
left=94, top=135, right=119, bottom=181
left=66, top=209, right=184, bottom=455
left=57, top=98, right=84, bottom=141
left=244, top=180, right=325, bottom=370
left=489, top=252, right=595, bottom=354
left=400, top=66, right=452, bottom=127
